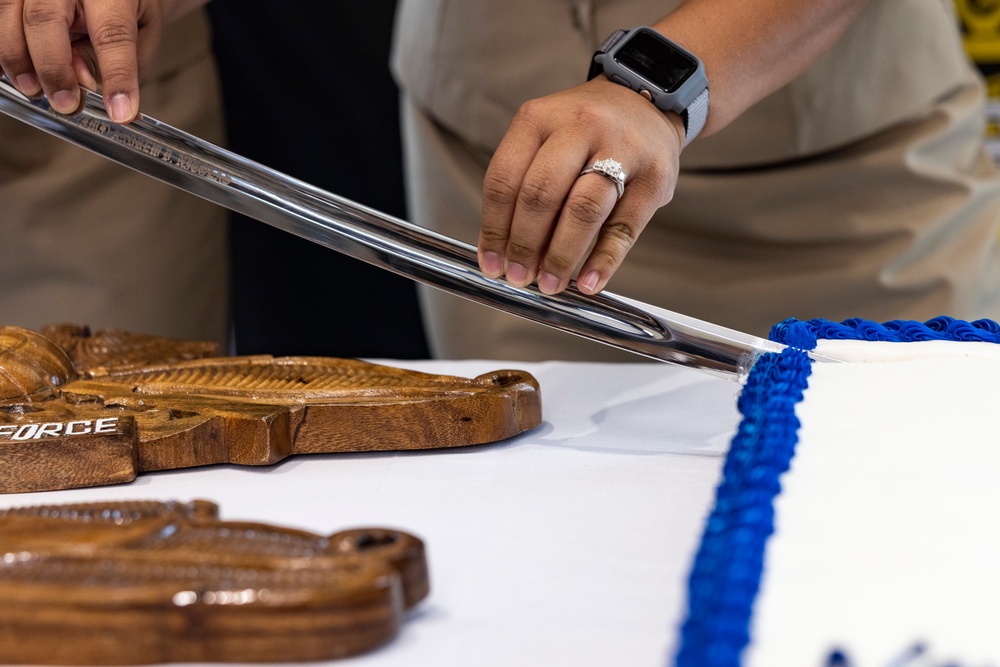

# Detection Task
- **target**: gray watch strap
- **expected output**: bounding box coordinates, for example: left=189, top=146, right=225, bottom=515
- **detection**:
left=683, top=88, right=709, bottom=146
left=599, top=29, right=628, bottom=52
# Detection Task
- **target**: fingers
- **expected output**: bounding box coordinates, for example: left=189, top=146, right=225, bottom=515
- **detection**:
left=0, top=0, right=160, bottom=122
left=487, top=129, right=592, bottom=289
left=21, top=0, right=82, bottom=113
left=0, top=0, right=42, bottom=96
left=573, top=182, right=663, bottom=295
left=479, top=80, right=683, bottom=296
left=542, top=170, right=624, bottom=294
left=479, top=113, right=543, bottom=281
left=71, top=42, right=98, bottom=90
left=84, top=0, right=144, bottom=122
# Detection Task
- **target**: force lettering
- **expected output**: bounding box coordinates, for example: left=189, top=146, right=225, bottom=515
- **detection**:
left=0, top=418, right=121, bottom=442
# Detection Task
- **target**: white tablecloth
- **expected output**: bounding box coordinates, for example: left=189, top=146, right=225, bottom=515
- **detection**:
left=2, top=360, right=742, bottom=667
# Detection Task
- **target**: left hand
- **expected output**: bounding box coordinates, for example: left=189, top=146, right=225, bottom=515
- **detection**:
left=478, top=76, right=685, bottom=296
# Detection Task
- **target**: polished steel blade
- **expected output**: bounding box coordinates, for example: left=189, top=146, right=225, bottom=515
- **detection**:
left=0, top=80, right=812, bottom=379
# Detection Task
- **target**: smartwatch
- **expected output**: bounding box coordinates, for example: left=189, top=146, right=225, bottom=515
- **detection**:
left=588, top=27, right=709, bottom=146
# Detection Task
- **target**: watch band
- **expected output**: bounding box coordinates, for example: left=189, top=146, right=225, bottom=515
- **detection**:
left=588, top=29, right=709, bottom=146
left=587, top=29, right=628, bottom=80
left=682, top=88, right=709, bottom=147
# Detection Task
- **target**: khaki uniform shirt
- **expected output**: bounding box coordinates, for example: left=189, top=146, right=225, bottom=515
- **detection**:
left=393, top=0, right=1000, bottom=359
left=0, top=10, right=228, bottom=346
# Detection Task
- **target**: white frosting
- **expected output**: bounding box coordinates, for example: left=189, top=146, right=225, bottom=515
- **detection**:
left=744, top=341, right=1000, bottom=666
left=815, top=338, right=1000, bottom=364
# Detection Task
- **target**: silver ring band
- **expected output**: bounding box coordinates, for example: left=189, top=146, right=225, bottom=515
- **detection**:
left=580, top=158, right=626, bottom=200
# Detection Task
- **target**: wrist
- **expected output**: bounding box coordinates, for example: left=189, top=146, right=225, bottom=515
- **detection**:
left=663, top=109, right=687, bottom=150
left=588, top=27, right=709, bottom=145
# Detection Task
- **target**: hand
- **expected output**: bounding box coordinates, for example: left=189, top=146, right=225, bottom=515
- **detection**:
left=478, top=77, right=685, bottom=296
left=0, top=0, right=166, bottom=122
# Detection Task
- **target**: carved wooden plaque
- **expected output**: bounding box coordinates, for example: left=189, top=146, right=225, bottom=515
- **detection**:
left=0, top=499, right=428, bottom=663
left=0, top=325, right=542, bottom=493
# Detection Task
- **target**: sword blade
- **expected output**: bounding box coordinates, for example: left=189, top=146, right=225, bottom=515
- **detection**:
left=0, top=80, right=818, bottom=380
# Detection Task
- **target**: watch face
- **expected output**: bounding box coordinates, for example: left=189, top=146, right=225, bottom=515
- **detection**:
left=614, top=30, right=698, bottom=93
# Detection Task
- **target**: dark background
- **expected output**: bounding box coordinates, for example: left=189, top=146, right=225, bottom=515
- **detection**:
left=207, top=1, right=430, bottom=358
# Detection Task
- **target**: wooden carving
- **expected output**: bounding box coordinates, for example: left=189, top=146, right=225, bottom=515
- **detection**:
left=0, top=499, right=428, bottom=663
left=0, top=325, right=542, bottom=493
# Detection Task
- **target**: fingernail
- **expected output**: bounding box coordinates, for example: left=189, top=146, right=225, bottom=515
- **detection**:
left=537, top=271, right=560, bottom=294
left=51, top=89, right=79, bottom=114
left=506, top=262, right=529, bottom=286
left=109, top=93, right=133, bottom=123
left=15, top=73, right=39, bottom=95
left=578, top=270, right=600, bottom=294
left=480, top=251, right=503, bottom=278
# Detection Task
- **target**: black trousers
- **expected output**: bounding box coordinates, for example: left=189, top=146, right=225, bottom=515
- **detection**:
left=208, top=1, right=430, bottom=358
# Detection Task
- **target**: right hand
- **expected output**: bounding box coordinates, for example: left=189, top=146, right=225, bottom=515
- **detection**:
left=0, top=0, right=167, bottom=123
left=478, top=77, right=685, bottom=296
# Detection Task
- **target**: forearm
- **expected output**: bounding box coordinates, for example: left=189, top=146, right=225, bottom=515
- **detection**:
left=478, top=0, right=876, bottom=296
left=653, top=0, right=872, bottom=136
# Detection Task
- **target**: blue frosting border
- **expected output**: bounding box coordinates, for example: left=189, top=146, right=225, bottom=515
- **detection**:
left=770, top=316, right=1000, bottom=350
left=673, top=316, right=1000, bottom=667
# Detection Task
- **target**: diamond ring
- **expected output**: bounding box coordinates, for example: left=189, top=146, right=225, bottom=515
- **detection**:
left=580, top=158, right=626, bottom=200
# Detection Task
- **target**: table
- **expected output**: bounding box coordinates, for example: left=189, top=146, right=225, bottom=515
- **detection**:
left=2, top=360, right=742, bottom=667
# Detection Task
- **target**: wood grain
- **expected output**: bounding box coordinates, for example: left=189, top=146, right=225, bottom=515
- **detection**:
left=0, top=499, right=428, bottom=663
left=0, top=326, right=542, bottom=493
